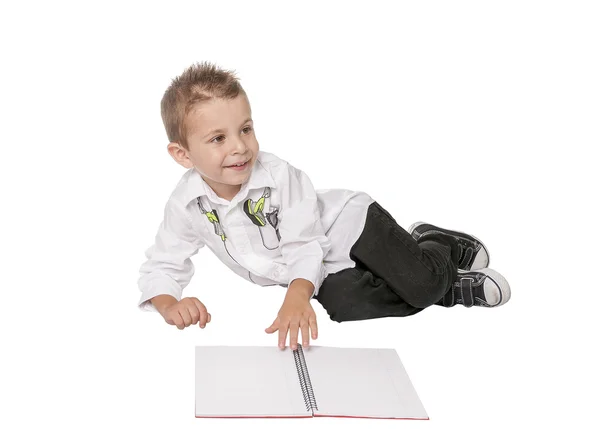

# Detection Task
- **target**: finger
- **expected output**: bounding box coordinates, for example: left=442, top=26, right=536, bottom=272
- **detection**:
left=193, top=300, right=207, bottom=327
left=187, top=302, right=200, bottom=325
left=207, top=313, right=211, bottom=323
left=309, top=314, right=318, bottom=340
left=289, top=321, right=300, bottom=350
left=265, top=318, right=279, bottom=334
left=198, top=312, right=207, bottom=329
left=300, top=320, right=310, bottom=348
left=180, top=307, right=192, bottom=327
left=278, top=320, right=288, bottom=349
left=172, top=312, right=185, bottom=330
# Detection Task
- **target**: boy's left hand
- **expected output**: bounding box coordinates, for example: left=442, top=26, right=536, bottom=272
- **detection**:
left=265, top=283, right=318, bottom=350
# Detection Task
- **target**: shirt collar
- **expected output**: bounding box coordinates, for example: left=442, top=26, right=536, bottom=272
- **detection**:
left=184, top=157, right=277, bottom=205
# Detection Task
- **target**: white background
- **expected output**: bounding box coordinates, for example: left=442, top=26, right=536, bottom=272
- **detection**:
left=1, top=1, right=598, bottom=427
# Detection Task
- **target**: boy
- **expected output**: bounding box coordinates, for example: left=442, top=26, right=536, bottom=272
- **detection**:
left=138, top=62, right=511, bottom=351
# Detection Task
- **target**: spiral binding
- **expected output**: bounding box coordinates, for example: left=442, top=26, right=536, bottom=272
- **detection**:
left=293, top=345, right=318, bottom=413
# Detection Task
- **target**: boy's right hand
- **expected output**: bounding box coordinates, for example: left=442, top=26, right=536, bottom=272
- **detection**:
left=155, top=296, right=212, bottom=330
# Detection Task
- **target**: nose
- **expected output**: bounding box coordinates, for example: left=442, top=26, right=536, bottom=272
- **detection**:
left=230, top=134, right=248, bottom=153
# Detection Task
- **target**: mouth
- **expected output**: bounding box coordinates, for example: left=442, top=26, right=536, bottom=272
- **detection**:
left=225, top=159, right=250, bottom=170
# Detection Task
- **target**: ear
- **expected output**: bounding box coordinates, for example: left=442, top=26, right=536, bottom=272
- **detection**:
left=167, top=142, right=194, bottom=169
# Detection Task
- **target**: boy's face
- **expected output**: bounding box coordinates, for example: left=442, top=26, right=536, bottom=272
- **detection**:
left=169, top=95, right=259, bottom=200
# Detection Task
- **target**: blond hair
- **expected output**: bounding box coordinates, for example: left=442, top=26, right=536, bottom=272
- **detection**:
left=161, top=62, right=245, bottom=149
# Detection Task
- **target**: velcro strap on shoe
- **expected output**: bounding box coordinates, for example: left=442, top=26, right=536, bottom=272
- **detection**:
left=442, top=285, right=455, bottom=307
left=459, top=246, right=474, bottom=269
left=460, top=277, right=475, bottom=307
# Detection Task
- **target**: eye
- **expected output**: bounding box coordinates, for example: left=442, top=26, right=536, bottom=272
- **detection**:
left=242, top=126, right=253, bottom=134
left=211, top=135, right=225, bottom=143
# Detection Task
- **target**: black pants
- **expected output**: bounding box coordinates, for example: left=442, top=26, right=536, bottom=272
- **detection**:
left=315, top=201, right=460, bottom=322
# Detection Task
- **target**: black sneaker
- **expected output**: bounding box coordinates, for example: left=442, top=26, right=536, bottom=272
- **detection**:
left=438, top=268, right=511, bottom=308
left=408, top=222, right=490, bottom=271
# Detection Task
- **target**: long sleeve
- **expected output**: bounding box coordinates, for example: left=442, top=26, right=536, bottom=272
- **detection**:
left=277, top=164, right=332, bottom=297
left=137, top=198, right=205, bottom=312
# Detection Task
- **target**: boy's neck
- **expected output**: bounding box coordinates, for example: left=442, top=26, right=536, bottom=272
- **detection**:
left=199, top=172, right=244, bottom=202
left=211, top=183, right=242, bottom=201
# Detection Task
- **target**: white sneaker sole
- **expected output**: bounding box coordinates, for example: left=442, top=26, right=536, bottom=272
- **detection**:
left=474, top=267, right=511, bottom=307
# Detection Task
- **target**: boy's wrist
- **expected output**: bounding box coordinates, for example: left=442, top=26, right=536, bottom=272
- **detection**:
left=287, top=278, right=315, bottom=300
left=150, top=294, right=178, bottom=314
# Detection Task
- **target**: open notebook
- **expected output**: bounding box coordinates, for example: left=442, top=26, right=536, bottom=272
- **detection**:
left=195, top=345, right=428, bottom=419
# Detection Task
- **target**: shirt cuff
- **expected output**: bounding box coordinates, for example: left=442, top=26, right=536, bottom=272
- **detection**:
left=138, top=274, right=183, bottom=312
left=288, top=259, right=327, bottom=299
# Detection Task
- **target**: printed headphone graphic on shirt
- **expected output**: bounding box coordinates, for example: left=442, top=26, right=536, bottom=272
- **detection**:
left=196, top=199, right=226, bottom=241
left=196, top=187, right=281, bottom=251
left=243, top=187, right=281, bottom=244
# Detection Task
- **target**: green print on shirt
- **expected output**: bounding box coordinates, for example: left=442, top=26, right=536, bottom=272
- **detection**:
left=243, top=188, right=282, bottom=243
left=196, top=198, right=226, bottom=241
left=196, top=187, right=281, bottom=247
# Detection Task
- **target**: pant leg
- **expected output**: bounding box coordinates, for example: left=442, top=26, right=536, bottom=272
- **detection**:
left=316, top=265, right=425, bottom=322
left=316, top=201, right=459, bottom=322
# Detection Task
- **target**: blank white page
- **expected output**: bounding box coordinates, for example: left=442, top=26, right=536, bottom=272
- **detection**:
left=303, top=346, right=428, bottom=419
left=195, top=346, right=310, bottom=418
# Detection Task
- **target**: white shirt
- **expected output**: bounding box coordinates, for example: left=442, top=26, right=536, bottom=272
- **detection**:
left=137, top=150, right=374, bottom=311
